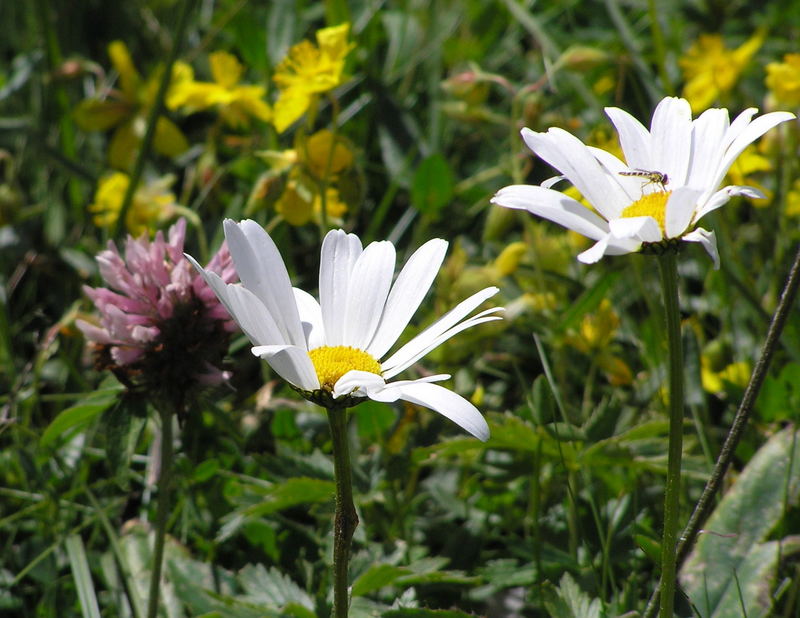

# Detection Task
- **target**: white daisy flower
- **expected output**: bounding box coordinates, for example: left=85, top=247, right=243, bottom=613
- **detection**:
left=491, top=97, right=795, bottom=268
left=186, top=219, right=503, bottom=441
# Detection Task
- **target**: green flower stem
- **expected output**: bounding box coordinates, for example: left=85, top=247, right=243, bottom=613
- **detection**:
left=113, top=0, right=196, bottom=238
left=327, top=406, right=358, bottom=618
left=656, top=251, right=684, bottom=618
left=643, top=241, right=800, bottom=618
left=147, top=406, right=174, bottom=618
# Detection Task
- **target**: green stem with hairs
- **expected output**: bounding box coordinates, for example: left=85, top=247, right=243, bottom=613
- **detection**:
left=146, top=405, right=174, bottom=618
left=656, top=251, right=684, bottom=618
left=327, top=406, right=358, bottom=617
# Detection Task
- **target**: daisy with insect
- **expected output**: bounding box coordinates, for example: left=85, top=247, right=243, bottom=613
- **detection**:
left=492, top=96, right=795, bottom=268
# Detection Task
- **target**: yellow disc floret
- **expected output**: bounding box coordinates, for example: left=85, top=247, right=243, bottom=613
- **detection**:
left=308, top=345, right=382, bottom=391
left=620, top=191, right=671, bottom=234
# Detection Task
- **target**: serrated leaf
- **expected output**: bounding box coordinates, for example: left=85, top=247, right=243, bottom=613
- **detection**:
left=542, top=572, right=603, bottom=618
left=238, top=564, right=314, bottom=611
left=411, top=153, right=454, bottom=219
left=40, top=383, right=124, bottom=448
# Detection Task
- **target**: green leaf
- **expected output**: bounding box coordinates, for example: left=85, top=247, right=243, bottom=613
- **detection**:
left=352, top=564, right=410, bottom=597
left=680, top=427, right=800, bottom=617
left=237, top=564, right=314, bottom=613
left=40, top=382, right=124, bottom=448
left=65, top=535, right=101, bottom=618
left=411, top=153, right=454, bottom=219
left=218, top=477, right=335, bottom=541
left=541, top=572, right=603, bottom=618
left=353, top=400, right=396, bottom=441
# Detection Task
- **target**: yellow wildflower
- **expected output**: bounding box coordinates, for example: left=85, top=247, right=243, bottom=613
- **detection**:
left=701, top=358, right=750, bottom=395
left=272, top=23, right=354, bottom=133
left=765, top=54, right=800, bottom=106
left=786, top=179, right=800, bottom=217
left=726, top=144, right=773, bottom=206
left=74, top=41, right=190, bottom=170
left=679, top=31, right=764, bottom=113
left=566, top=299, right=619, bottom=355
left=89, top=172, right=177, bottom=236
left=167, top=51, right=272, bottom=128
left=303, top=129, right=354, bottom=177
left=275, top=178, right=347, bottom=226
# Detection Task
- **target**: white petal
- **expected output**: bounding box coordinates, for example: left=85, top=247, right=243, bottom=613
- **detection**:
left=319, top=229, right=363, bottom=346
left=521, top=127, right=629, bottom=219
left=578, top=234, right=645, bottom=263
left=332, top=371, right=449, bottom=399
left=694, top=185, right=759, bottom=222
left=605, top=106, right=651, bottom=169
left=712, top=111, right=795, bottom=194
left=293, top=288, right=325, bottom=349
left=649, top=97, right=692, bottom=186
left=342, top=240, right=396, bottom=349
left=609, top=216, right=662, bottom=243
left=381, top=287, right=502, bottom=379
left=683, top=228, right=719, bottom=269
left=378, top=381, right=490, bottom=441
left=492, top=184, right=610, bottom=240
left=665, top=187, right=704, bottom=238
left=224, top=219, right=306, bottom=347
left=587, top=147, right=640, bottom=203
left=251, top=344, right=319, bottom=390
left=367, top=238, right=448, bottom=359
left=541, top=175, right=567, bottom=189
left=187, top=254, right=286, bottom=346
left=686, top=108, right=729, bottom=189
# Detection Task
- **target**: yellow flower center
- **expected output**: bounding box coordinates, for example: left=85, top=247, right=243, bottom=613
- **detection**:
left=620, top=191, right=671, bottom=234
left=308, top=346, right=382, bottom=391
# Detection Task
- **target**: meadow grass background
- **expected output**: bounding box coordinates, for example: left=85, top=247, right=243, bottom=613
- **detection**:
left=2, top=0, right=800, bottom=616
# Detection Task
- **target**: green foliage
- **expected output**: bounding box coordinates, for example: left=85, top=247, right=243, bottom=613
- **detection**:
left=680, top=427, right=800, bottom=617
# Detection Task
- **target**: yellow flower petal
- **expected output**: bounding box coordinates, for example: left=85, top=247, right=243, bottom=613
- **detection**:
left=273, top=88, right=313, bottom=133
left=108, top=41, right=141, bottom=98
left=766, top=53, right=800, bottom=106
left=305, top=129, right=354, bottom=177
left=275, top=181, right=313, bottom=226
left=108, top=122, right=140, bottom=170
left=679, top=31, right=763, bottom=113
left=153, top=116, right=189, bottom=158
left=210, top=51, right=244, bottom=90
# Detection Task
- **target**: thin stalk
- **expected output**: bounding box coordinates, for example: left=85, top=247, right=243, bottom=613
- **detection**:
left=327, top=407, right=358, bottom=617
left=643, top=242, right=800, bottom=618
left=146, top=406, right=174, bottom=618
left=646, top=0, right=673, bottom=95
left=656, top=251, right=684, bottom=618
left=113, top=0, right=195, bottom=238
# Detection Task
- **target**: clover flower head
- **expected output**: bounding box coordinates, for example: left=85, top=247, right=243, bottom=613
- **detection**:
left=77, top=219, right=237, bottom=399
left=187, top=219, right=503, bottom=440
left=492, top=97, right=795, bottom=268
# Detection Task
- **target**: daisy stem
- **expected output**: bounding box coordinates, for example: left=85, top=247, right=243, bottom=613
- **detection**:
left=147, top=405, right=174, bottom=618
left=327, top=406, right=358, bottom=617
left=656, top=251, right=683, bottom=618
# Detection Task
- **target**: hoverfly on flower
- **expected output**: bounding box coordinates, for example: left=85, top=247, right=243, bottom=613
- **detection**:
left=619, top=168, right=669, bottom=191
